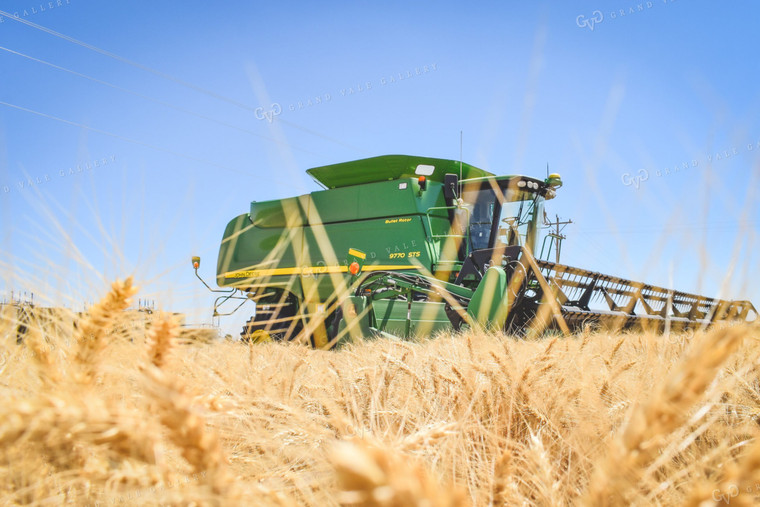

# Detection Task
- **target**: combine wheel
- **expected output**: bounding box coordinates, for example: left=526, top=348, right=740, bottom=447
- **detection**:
left=240, top=290, right=302, bottom=342
left=240, top=321, right=273, bottom=343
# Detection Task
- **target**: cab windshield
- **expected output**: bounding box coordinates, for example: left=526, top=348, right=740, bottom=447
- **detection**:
left=461, top=184, right=543, bottom=252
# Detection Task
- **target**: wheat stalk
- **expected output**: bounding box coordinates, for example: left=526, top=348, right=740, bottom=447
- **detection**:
left=143, top=365, right=233, bottom=496
left=25, top=319, right=60, bottom=385
left=583, top=326, right=746, bottom=505
left=147, top=312, right=180, bottom=369
left=75, top=277, right=138, bottom=384
left=331, top=438, right=469, bottom=507
left=0, top=393, right=159, bottom=474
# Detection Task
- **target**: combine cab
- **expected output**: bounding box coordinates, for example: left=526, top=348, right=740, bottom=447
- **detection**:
left=193, top=155, right=756, bottom=347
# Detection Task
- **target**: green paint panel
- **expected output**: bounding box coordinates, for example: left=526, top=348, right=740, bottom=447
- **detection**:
left=307, top=154, right=493, bottom=189
left=216, top=177, right=457, bottom=299
left=370, top=299, right=451, bottom=337
left=467, top=267, right=511, bottom=330
left=308, top=178, right=445, bottom=224
left=249, top=196, right=309, bottom=228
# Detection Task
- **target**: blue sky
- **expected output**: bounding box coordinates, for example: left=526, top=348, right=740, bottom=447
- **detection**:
left=1, top=0, right=758, bottom=333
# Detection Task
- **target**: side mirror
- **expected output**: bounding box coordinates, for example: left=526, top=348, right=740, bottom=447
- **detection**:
left=443, top=173, right=459, bottom=201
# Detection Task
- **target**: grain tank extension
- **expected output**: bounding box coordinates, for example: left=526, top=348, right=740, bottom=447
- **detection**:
left=192, top=155, right=756, bottom=347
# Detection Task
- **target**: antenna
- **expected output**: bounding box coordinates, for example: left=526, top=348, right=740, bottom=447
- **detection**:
left=459, top=131, right=463, bottom=197
left=546, top=163, right=549, bottom=179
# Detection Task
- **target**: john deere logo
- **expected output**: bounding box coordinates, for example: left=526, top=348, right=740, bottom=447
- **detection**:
left=576, top=11, right=603, bottom=31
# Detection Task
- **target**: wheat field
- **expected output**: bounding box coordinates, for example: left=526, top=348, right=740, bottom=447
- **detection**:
left=1, top=277, right=759, bottom=506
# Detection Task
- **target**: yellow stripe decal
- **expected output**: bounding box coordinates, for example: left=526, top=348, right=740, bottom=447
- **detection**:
left=224, top=264, right=417, bottom=278
left=348, top=248, right=366, bottom=260
left=364, top=265, right=417, bottom=271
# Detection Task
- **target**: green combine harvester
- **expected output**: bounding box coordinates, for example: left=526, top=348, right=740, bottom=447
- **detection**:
left=192, top=155, right=756, bottom=347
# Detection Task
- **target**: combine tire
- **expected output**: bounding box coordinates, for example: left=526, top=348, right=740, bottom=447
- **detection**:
left=240, top=320, right=274, bottom=343
left=240, top=290, right=302, bottom=342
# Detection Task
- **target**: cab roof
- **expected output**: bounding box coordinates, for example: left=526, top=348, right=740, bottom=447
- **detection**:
left=306, top=154, right=495, bottom=189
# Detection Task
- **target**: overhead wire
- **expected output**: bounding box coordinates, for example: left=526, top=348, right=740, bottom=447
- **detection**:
left=0, top=45, right=326, bottom=155
left=574, top=220, right=756, bottom=235
left=0, top=13, right=366, bottom=153
left=0, top=9, right=259, bottom=112
left=0, top=99, right=249, bottom=174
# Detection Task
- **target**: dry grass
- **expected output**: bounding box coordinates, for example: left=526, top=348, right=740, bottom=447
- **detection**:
left=1, top=280, right=760, bottom=505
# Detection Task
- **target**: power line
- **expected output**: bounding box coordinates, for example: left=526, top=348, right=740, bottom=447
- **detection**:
left=0, top=45, right=326, bottom=154
left=0, top=99, right=249, bottom=174
left=274, top=116, right=366, bottom=152
left=0, top=13, right=367, bottom=154
left=0, top=9, right=259, bottom=112
left=574, top=220, right=757, bottom=235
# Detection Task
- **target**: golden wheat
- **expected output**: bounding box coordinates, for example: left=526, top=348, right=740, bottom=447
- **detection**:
left=2, top=278, right=760, bottom=505
left=147, top=312, right=180, bottom=369
left=331, top=438, right=469, bottom=506
left=75, top=277, right=138, bottom=384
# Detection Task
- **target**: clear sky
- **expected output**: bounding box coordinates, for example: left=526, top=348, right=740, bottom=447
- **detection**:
left=1, top=0, right=758, bottom=335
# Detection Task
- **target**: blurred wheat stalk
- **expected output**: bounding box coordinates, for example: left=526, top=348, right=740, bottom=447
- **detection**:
left=1, top=277, right=759, bottom=505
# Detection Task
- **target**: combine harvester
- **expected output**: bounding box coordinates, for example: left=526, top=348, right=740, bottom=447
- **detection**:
left=192, top=155, right=756, bottom=347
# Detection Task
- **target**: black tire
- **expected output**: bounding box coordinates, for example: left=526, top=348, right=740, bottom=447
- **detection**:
left=240, top=290, right=302, bottom=342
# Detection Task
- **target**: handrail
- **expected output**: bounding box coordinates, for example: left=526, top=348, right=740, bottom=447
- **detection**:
left=424, top=206, right=469, bottom=239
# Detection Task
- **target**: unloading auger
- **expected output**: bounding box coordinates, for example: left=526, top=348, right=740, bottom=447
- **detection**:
left=192, top=155, right=756, bottom=347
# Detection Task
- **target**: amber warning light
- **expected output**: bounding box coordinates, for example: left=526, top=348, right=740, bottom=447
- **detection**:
left=192, top=256, right=201, bottom=269
left=347, top=247, right=366, bottom=276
